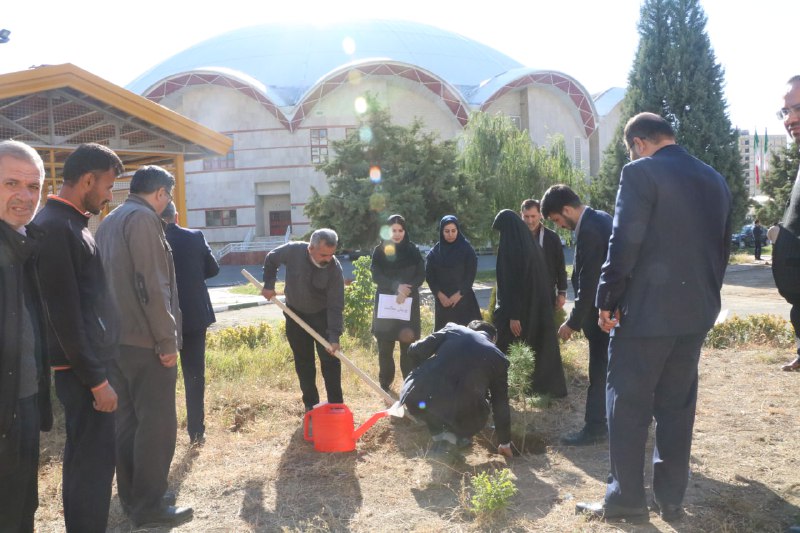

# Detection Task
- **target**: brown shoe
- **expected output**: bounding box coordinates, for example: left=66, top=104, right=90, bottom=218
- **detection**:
left=782, top=357, right=800, bottom=371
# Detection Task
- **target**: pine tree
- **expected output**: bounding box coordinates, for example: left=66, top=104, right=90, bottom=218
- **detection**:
left=590, top=0, right=747, bottom=226
left=756, top=142, right=799, bottom=225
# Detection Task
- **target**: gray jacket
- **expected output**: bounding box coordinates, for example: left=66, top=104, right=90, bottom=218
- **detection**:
left=96, top=195, right=182, bottom=353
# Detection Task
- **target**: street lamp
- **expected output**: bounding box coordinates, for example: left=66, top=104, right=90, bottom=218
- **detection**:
left=0, top=29, right=10, bottom=44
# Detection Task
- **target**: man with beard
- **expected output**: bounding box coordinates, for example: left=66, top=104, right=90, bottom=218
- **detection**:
left=35, top=143, right=124, bottom=532
left=261, top=229, right=345, bottom=411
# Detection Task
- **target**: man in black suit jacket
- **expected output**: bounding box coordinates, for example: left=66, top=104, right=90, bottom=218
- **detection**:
left=161, top=202, right=219, bottom=443
left=521, top=199, right=568, bottom=310
left=576, top=113, right=732, bottom=524
left=400, top=321, right=513, bottom=460
left=540, top=185, right=612, bottom=446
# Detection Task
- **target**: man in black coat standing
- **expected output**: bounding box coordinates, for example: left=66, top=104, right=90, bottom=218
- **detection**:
left=400, top=320, right=514, bottom=459
left=161, top=202, right=219, bottom=444
left=577, top=113, right=731, bottom=524
left=35, top=143, right=123, bottom=532
left=540, top=185, right=612, bottom=446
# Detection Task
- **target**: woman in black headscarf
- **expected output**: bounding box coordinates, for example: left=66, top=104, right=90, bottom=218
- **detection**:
left=492, top=209, right=567, bottom=398
left=425, top=215, right=482, bottom=330
left=371, top=214, right=426, bottom=391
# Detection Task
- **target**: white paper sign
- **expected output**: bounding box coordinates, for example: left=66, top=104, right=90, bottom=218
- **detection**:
left=376, top=294, right=412, bottom=321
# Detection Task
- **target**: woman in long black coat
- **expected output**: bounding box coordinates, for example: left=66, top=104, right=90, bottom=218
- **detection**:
left=371, top=214, right=426, bottom=391
left=492, top=209, right=567, bottom=398
left=425, top=215, right=482, bottom=330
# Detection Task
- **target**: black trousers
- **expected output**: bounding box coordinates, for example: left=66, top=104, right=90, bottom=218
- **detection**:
left=791, top=304, right=800, bottom=356
left=376, top=338, right=412, bottom=389
left=284, top=309, right=343, bottom=409
left=754, top=240, right=762, bottom=259
left=110, top=345, right=177, bottom=516
left=180, top=329, right=207, bottom=439
left=605, top=333, right=705, bottom=509
left=54, top=370, right=115, bottom=533
left=583, top=320, right=610, bottom=429
left=0, top=394, right=39, bottom=533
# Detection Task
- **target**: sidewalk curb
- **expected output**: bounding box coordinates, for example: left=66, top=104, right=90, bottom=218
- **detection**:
left=213, top=299, right=270, bottom=314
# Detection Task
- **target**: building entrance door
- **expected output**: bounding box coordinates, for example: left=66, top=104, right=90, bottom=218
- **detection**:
left=269, top=210, right=291, bottom=236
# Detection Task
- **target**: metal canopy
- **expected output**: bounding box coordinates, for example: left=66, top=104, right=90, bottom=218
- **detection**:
left=0, top=63, right=232, bottom=219
left=0, top=63, right=231, bottom=168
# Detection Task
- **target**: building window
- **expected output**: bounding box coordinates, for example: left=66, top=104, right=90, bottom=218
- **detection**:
left=744, top=147, right=749, bottom=154
left=573, top=137, right=582, bottom=166
left=203, top=136, right=235, bottom=170
left=744, top=139, right=750, bottom=145
left=509, top=116, right=522, bottom=130
left=205, top=209, right=237, bottom=227
left=311, top=128, right=328, bottom=164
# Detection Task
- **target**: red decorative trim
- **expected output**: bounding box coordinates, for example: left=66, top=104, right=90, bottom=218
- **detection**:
left=480, top=72, right=597, bottom=136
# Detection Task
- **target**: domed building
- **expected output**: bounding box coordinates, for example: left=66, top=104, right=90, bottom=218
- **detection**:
left=129, top=20, right=614, bottom=246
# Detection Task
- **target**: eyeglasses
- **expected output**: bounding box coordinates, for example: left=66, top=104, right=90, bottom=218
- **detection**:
left=776, top=103, right=800, bottom=120
left=162, top=188, right=173, bottom=201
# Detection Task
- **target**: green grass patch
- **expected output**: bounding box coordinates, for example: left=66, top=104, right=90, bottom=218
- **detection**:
left=229, top=281, right=285, bottom=295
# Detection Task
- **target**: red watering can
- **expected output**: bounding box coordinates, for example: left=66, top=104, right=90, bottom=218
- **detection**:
left=303, top=403, right=388, bottom=452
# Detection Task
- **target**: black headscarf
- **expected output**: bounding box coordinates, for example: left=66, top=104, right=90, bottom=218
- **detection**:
left=427, top=215, right=472, bottom=266
left=492, top=209, right=567, bottom=398
left=372, top=214, right=421, bottom=270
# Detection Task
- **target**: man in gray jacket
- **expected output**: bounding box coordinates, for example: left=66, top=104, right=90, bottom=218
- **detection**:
left=96, top=165, right=192, bottom=528
left=262, top=229, right=344, bottom=411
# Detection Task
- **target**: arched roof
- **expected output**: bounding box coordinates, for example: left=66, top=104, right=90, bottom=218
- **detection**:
left=127, top=20, right=523, bottom=101
left=475, top=68, right=599, bottom=137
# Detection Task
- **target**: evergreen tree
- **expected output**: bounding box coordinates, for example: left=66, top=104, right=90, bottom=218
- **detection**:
left=756, top=142, right=799, bottom=225
left=590, top=0, right=747, bottom=226
left=305, top=96, right=474, bottom=250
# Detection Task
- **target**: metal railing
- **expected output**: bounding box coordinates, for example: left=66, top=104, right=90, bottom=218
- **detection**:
left=215, top=225, right=292, bottom=261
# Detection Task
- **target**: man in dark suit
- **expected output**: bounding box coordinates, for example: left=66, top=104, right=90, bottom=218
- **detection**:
left=161, top=202, right=219, bottom=444
left=400, top=320, right=513, bottom=460
left=576, top=113, right=732, bottom=524
left=521, top=198, right=568, bottom=310
left=540, top=185, right=612, bottom=446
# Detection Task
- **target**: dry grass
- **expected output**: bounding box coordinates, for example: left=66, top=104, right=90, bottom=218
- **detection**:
left=33, top=329, right=800, bottom=532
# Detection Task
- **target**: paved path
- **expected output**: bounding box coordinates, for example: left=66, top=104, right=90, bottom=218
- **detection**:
left=208, top=260, right=790, bottom=331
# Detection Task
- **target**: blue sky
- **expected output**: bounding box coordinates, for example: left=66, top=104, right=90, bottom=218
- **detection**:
left=0, top=0, right=791, bottom=136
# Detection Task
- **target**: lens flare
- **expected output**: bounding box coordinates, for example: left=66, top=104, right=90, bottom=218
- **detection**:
left=380, top=224, right=391, bottom=240
left=342, top=36, right=356, bottom=55
left=359, top=126, right=373, bottom=142
left=347, top=70, right=362, bottom=85
left=418, top=401, right=427, bottom=410
left=369, top=192, right=385, bottom=211
left=354, top=96, right=368, bottom=114
left=384, top=243, right=396, bottom=257
left=369, top=165, right=381, bottom=183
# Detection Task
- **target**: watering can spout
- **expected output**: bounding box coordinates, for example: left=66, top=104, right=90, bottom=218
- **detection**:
left=353, top=410, right=389, bottom=441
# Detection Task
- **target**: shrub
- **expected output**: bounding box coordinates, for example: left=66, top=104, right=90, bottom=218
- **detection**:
left=207, top=322, right=274, bottom=350
left=705, top=314, right=793, bottom=349
left=344, top=256, right=376, bottom=342
left=506, top=342, right=535, bottom=400
left=469, top=468, right=517, bottom=517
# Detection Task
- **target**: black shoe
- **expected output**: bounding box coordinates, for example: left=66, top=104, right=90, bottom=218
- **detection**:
left=429, top=440, right=464, bottom=463
left=455, top=436, right=472, bottom=449
left=189, top=432, right=205, bottom=446
left=576, top=501, right=650, bottom=523
left=133, top=505, right=194, bottom=527
left=560, top=426, right=607, bottom=446
left=652, top=500, right=685, bottom=522
left=121, top=492, right=177, bottom=516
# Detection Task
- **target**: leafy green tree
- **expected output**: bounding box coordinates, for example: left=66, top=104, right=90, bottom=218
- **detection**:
left=305, top=96, right=474, bottom=249
left=459, top=112, right=585, bottom=242
left=756, top=142, right=799, bottom=225
left=590, top=0, right=748, bottom=226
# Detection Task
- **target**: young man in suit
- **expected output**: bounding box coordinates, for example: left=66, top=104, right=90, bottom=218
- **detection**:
left=540, top=185, right=612, bottom=446
left=161, top=201, right=219, bottom=444
left=577, top=113, right=732, bottom=524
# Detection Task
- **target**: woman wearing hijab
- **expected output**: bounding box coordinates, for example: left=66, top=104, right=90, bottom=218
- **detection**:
left=371, top=214, right=426, bottom=391
left=425, top=215, right=482, bottom=330
left=492, top=209, right=567, bottom=398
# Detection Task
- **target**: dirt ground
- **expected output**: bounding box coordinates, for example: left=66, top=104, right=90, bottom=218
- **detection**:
left=31, top=262, right=800, bottom=532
